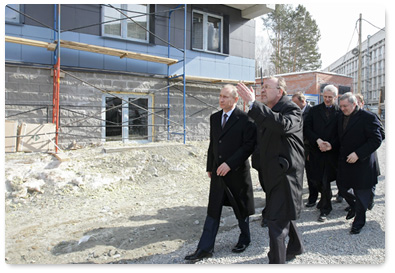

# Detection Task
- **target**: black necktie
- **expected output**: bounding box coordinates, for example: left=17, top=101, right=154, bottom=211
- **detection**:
left=325, top=107, right=331, bottom=118
left=222, top=114, right=228, bottom=129
left=343, top=115, right=350, bottom=130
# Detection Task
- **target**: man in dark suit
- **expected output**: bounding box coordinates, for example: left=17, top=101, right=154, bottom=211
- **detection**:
left=237, top=77, right=304, bottom=264
left=292, top=92, right=318, bottom=208
left=184, top=84, right=256, bottom=262
left=304, top=85, right=341, bottom=222
left=355, top=93, right=385, bottom=210
left=331, top=92, right=382, bottom=234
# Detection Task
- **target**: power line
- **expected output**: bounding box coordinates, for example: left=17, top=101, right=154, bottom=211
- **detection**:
left=362, top=19, right=385, bottom=32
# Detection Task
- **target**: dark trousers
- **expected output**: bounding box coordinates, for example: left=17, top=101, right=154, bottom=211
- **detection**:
left=257, top=169, right=267, bottom=217
left=267, top=220, right=304, bottom=264
left=315, top=173, right=332, bottom=214
left=197, top=214, right=250, bottom=252
left=338, top=185, right=373, bottom=229
left=305, top=159, right=318, bottom=204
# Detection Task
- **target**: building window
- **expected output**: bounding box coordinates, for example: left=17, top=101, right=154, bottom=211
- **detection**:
left=5, top=4, right=22, bottom=24
left=102, top=4, right=149, bottom=42
left=192, top=10, right=223, bottom=53
left=338, top=85, right=351, bottom=95
left=103, top=94, right=152, bottom=143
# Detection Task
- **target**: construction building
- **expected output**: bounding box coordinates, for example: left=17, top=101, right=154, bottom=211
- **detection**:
left=5, top=4, right=274, bottom=150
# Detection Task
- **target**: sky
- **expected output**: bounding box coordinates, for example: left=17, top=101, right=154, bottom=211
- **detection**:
left=255, top=1, right=387, bottom=69
left=303, top=2, right=386, bottom=69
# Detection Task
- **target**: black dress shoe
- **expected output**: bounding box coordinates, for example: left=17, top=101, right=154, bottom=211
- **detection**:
left=346, top=209, right=356, bottom=220
left=184, top=249, right=213, bottom=262
left=318, top=213, right=328, bottom=222
left=286, top=249, right=304, bottom=261
left=232, top=242, right=249, bottom=253
left=305, top=201, right=316, bottom=208
left=350, top=227, right=362, bottom=234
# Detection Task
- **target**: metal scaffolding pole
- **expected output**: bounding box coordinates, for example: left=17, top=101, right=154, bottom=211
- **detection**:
left=167, top=4, right=187, bottom=143
left=52, top=4, right=61, bottom=152
left=182, top=4, right=186, bottom=144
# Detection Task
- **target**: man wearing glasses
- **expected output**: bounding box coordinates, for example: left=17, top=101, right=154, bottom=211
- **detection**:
left=237, top=77, right=304, bottom=264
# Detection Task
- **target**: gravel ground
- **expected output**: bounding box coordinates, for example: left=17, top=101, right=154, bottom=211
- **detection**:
left=141, top=141, right=387, bottom=265
left=3, top=140, right=387, bottom=268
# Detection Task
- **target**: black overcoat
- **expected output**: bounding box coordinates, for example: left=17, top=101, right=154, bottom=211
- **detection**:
left=335, top=109, right=382, bottom=190
left=302, top=104, right=312, bottom=158
left=248, top=96, right=304, bottom=220
left=206, top=107, right=257, bottom=220
left=303, top=102, right=341, bottom=183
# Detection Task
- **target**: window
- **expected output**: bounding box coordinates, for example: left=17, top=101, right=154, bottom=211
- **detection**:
left=192, top=10, right=223, bottom=53
left=103, top=94, right=152, bottom=142
left=128, top=97, right=148, bottom=141
left=102, top=4, right=149, bottom=42
left=6, top=4, right=22, bottom=24
left=338, top=85, right=351, bottom=95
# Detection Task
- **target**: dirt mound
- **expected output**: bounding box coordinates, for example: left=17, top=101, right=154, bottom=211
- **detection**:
left=4, top=141, right=264, bottom=264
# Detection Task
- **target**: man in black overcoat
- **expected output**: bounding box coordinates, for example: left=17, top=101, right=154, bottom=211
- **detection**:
left=332, top=92, right=382, bottom=234
left=237, top=77, right=304, bottom=264
left=303, top=85, right=341, bottom=222
left=355, top=93, right=385, bottom=209
left=292, top=92, right=318, bottom=207
left=185, top=84, right=256, bottom=262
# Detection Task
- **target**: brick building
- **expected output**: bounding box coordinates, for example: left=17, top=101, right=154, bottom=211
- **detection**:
left=255, top=71, right=353, bottom=105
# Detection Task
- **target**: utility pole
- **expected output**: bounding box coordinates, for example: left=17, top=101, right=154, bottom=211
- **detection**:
left=365, top=35, right=371, bottom=106
left=357, top=13, right=362, bottom=94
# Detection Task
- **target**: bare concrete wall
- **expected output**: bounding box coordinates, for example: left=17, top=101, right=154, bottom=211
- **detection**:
left=5, top=64, right=225, bottom=148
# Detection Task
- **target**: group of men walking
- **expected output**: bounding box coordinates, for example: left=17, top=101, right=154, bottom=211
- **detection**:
left=184, top=77, right=383, bottom=264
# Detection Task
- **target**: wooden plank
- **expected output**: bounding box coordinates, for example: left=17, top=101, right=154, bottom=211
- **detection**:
left=5, top=120, right=18, bottom=153
left=170, top=74, right=255, bottom=85
left=103, top=143, right=187, bottom=153
left=5, top=35, right=254, bottom=83
left=5, top=35, right=178, bottom=65
left=58, top=40, right=179, bottom=65
left=51, top=152, right=70, bottom=162
left=5, top=36, right=53, bottom=51
left=17, top=123, right=56, bottom=153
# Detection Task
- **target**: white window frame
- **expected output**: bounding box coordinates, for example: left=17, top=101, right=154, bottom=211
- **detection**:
left=192, top=10, right=223, bottom=53
left=102, top=94, right=153, bottom=143
left=101, top=4, right=150, bottom=43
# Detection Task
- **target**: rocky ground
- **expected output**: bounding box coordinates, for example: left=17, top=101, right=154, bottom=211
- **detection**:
left=3, top=140, right=386, bottom=265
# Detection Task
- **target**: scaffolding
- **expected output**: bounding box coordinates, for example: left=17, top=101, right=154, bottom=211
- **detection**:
left=5, top=4, right=255, bottom=151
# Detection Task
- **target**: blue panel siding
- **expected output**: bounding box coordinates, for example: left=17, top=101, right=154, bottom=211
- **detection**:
left=6, top=24, right=256, bottom=82
left=5, top=43, right=21, bottom=61
left=5, top=24, right=22, bottom=36
left=185, top=58, right=200, bottom=76
left=147, top=62, right=167, bottom=75
left=61, top=31, right=80, bottom=43
left=21, top=26, right=53, bottom=40
left=148, top=44, right=169, bottom=59
left=22, top=45, right=53, bottom=64
left=229, top=63, right=243, bottom=80
left=80, top=51, right=103, bottom=69
left=200, top=59, right=216, bottom=78
left=215, top=62, right=230, bottom=79
left=60, top=48, right=79, bottom=67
